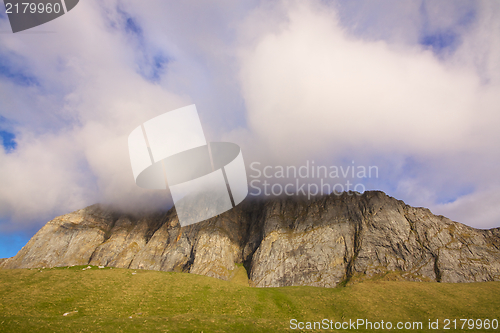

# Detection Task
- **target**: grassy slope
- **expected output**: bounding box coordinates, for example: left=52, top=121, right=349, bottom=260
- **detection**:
left=0, top=266, right=499, bottom=332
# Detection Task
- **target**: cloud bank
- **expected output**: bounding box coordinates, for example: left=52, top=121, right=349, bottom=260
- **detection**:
left=0, top=0, right=499, bottom=233
left=237, top=0, right=500, bottom=228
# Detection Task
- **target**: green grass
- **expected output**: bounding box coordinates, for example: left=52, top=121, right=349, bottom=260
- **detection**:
left=0, top=266, right=499, bottom=332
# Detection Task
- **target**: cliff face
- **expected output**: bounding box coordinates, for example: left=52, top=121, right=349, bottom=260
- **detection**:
left=2, top=191, right=500, bottom=287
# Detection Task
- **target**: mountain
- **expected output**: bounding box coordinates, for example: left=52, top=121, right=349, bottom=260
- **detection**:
left=1, top=191, right=500, bottom=287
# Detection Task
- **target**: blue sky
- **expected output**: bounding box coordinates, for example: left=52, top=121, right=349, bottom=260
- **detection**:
left=0, top=231, right=31, bottom=258
left=0, top=130, right=16, bottom=151
left=1, top=0, right=500, bottom=258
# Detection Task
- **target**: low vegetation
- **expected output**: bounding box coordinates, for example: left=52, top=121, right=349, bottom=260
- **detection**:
left=0, top=266, right=498, bottom=332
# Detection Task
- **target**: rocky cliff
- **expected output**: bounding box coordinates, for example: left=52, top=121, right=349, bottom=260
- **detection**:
left=1, top=191, right=500, bottom=287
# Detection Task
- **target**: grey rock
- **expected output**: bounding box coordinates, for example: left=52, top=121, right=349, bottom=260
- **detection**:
left=1, top=191, right=499, bottom=287
left=1, top=204, right=115, bottom=269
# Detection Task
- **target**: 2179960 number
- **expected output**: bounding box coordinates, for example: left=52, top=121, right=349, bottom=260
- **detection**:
left=443, top=318, right=498, bottom=330
left=5, top=2, right=61, bottom=14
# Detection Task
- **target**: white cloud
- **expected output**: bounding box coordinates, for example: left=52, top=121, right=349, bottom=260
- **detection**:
left=240, top=2, right=483, bottom=157
left=431, top=187, right=500, bottom=230
left=0, top=0, right=499, bottom=232
left=0, top=0, right=190, bottom=230
left=237, top=1, right=500, bottom=227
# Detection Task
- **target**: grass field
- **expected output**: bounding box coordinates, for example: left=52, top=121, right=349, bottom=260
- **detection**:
left=0, top=266, right=499, bottom=332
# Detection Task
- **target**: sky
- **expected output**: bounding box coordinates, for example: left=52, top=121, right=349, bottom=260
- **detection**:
left=0, top=0, right=499, bottom=258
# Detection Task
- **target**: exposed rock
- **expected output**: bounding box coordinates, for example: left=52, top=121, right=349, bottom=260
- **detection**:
left=1, top=191, right=499, bottom=287
left=0, top=205, right=115, bottom=269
